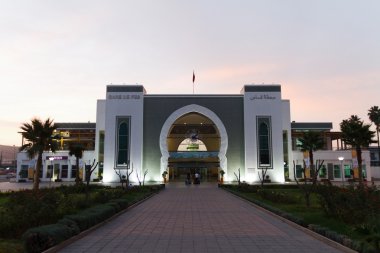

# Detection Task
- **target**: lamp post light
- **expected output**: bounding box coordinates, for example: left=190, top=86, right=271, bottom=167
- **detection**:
left=338, top=156, right=344, bottom=186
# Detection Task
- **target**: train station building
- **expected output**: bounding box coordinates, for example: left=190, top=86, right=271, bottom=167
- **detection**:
left=16, top=84, right=378, bottom=184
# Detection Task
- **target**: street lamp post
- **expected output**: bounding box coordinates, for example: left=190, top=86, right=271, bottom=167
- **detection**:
left=338, top=156, right=344, bottom=186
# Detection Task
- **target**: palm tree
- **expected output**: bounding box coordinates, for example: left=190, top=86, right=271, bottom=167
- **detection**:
left=19, top=118, right=57, bottom=191
left=69, top=143, right=85, bottom=185
left=368, top=106, right=380, bottom=162
left=340, top=115, right=375, bottom=183
left=296, top=131, right=324, bottom=184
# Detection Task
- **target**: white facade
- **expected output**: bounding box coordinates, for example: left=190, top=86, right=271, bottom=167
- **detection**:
left=243, top=86, right=286, bottom=183
left=16, top=83, right=376, bottom=184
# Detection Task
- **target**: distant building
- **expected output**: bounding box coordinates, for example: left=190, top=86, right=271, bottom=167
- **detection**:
left=0, top=145, right=18, bottom=168
left=16, top=84, right=378, bottom=183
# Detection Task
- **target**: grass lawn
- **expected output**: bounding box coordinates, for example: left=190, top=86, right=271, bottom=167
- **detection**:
left=238, top=190, right=360, bottom=238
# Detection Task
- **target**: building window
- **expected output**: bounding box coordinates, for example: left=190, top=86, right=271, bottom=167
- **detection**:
left=116, top=117, right=130, bottom=166
left=296, top=164, right=303, bottom=178
left=344, top=164, right=351, bottom=178
left=46, top=165, right=53, bottom=178
left=319, top=165, right=327, bottom=178
left=71, top=165, right=77, bottom=179
left=283, top=131, right=289, bottom=179
left=257, top=117, right=272, bottom=168
left=98, top=131, right=104, bottom=178
left=20, top=165, right=28, bottom=178
left=333, top=164, right=341, bottom=178
left=61, top=165, right=68, bottom=178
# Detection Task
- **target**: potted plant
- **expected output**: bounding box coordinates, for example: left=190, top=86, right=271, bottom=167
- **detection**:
left=162, top=171, right=168, bottom=183
left=219, top=169, right=225, bottom=183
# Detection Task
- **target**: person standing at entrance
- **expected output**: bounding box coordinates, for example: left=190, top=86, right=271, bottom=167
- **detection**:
left=194, top=171, right=200, bottom=184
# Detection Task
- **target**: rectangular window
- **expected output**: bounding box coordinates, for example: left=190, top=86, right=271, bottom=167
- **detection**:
left=362, top=165, right=366, bottom=178
left=344, top=164, right=351, bottom=178
left=54, top=164, right=60, bottom=179
left=283, top=131, right=289, bottom=179
left=98, top=131, right=105, bottom=179
left=257, top=117, right=272, bottom=168
left=319, top=165, right=327, bottom=178
left=333, top=164, right=341, bottom=178
left=71, top=165, right=77, bottom=178
left=61, top=165, right=68, bottom=178
left=46, top=165, right=53, bottom=178
left=20, top=165, right=28, bottom=178
left=296, top=165, right=303, bottom=178
left=116, top=117, right=131, bottom=167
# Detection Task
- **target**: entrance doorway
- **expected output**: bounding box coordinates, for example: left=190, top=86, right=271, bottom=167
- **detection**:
left=167, top=112, right=221, bottom=183
left=168, top=163, right=220, bottom=182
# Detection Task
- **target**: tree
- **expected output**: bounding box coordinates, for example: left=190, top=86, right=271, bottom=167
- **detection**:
left=340, top=115, right=375, bottom=183
left=136, top=168, right=148, bottom=186
left=69, top=143, right=85, bottom=185
left=258, top=168, right=268, bottom=188
left=84, top=159, right=98, bottom=201
left=84, top=159, right=98, bottom=188
left=114, top=162, right=133, bottom=190
left=19, top=118, right=57, bottom=191
left=296, top=131, right=324, bottom=185
left=234, top=168, right=241, bottom=185
left=368, top=106, right=380, bottom=162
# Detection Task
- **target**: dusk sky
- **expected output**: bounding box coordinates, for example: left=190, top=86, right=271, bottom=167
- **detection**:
left=1, top=1, right=379, bottom=146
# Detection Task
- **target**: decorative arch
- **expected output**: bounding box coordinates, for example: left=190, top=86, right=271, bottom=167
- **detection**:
left=159, top=104, right=228, bottom=178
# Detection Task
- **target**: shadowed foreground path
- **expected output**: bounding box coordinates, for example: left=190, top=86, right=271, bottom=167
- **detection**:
left=58, top=183, right=347, bottom=253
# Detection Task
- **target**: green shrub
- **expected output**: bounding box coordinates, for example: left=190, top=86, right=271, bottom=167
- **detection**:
left=0, top=239, right=24, bottom=253
left=65, top=204, right=117, bottom=231
left=57, top=218, right=80, bottom=236
left=257, top=189, right=298, bottom=204
left=64, top=213, right=91, bottom=231
left=22, top=223, right=74, bottom=253
left=316, top=185, right=380, bottom=225
left=0, top=190, right=63, bottom=238
left=109, top=199, right=129, bottom=210
left=91, top=188, right=125, bottom=203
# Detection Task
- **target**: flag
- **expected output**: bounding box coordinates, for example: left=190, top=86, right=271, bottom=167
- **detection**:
left=192, top=71, right=195, bottom=83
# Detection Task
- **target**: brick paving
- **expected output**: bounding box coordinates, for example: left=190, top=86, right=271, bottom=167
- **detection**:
left=58, top=182, right=347, bottom=253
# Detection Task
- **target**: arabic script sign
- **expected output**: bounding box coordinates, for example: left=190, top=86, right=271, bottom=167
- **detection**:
left=250, top=94, right=276, bottom=100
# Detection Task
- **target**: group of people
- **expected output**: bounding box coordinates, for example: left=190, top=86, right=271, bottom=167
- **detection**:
left=185, top=172, right=200, bottom=185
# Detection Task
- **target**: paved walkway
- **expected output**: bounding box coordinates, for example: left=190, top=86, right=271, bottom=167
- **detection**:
left=58, top=183, right=347, bottom=253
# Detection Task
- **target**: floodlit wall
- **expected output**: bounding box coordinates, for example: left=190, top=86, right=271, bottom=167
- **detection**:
left=102, top=86, right=145, bottom=183
left=243, top=85, right=286, bottom=183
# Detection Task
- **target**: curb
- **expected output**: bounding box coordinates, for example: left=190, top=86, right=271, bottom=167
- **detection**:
left=221, top=188, right=357, bottom=253
left=43, top=191, right=161, bottom=253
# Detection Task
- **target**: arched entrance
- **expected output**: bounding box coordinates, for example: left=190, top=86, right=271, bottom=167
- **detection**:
left=159, top=104, right=228, bottom=182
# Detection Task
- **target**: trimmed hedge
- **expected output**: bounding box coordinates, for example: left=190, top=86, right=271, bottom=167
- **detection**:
left=21, top=202, right=127, bottom=252
left=64, top=204, right=117, bottom=231
left=19, top=185, right=163, bottom=253
left=109, top=199, right=129, bottom=210
left=22, top=224, right=75, bottom=253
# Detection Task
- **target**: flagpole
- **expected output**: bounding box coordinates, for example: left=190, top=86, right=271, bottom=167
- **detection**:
left=192, top=70, right=195, bottom=94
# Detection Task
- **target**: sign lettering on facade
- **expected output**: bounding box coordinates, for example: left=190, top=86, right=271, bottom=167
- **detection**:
left=46, top=156, right=68, bottom=160
left=108, top=94, right=141, bottom=100
left=250, top=94, right=276, bottom=100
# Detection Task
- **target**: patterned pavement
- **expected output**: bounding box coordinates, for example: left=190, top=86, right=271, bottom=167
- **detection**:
left=57, top=182, right=350, bottom=253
